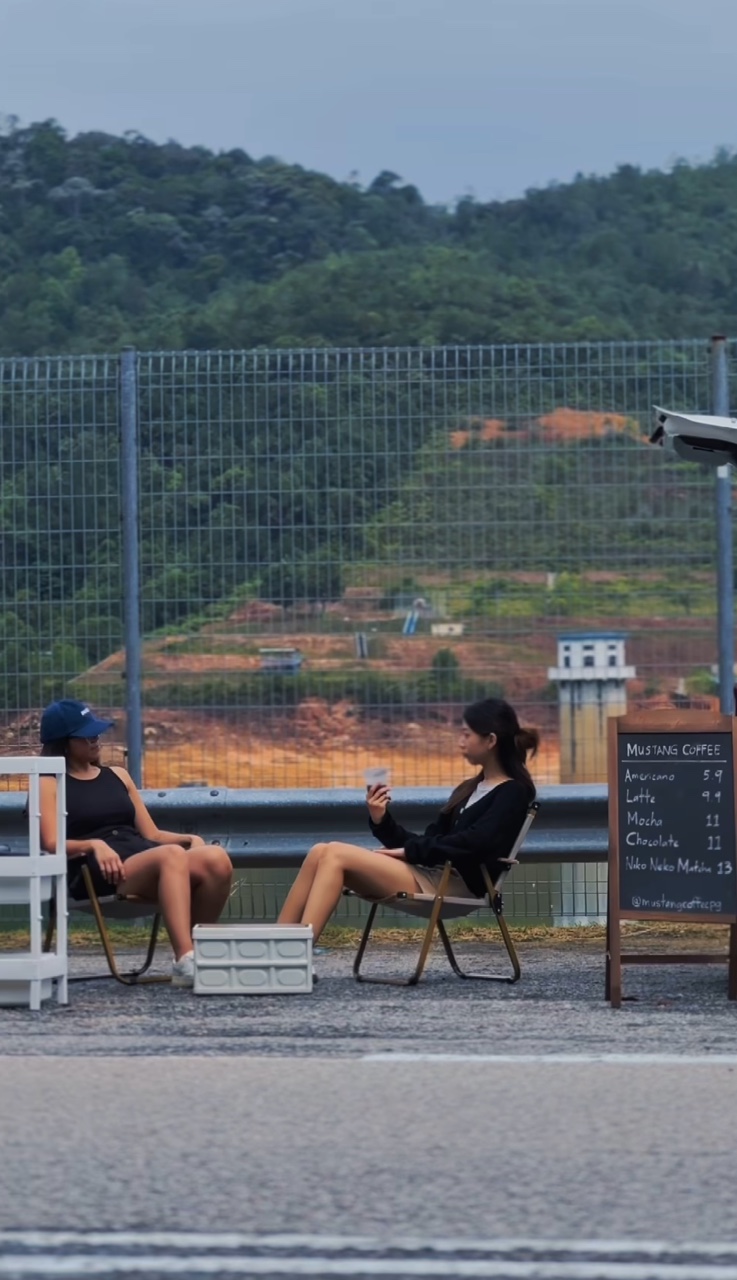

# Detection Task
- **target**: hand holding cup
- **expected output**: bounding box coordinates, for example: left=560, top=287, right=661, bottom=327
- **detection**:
left=365, top=766, right=391, bottom=823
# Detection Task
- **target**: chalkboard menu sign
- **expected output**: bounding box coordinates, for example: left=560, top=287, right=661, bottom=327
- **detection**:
left=617, top=730, right=737, bottom=918
left=607, top=711, right=737, bottom=1007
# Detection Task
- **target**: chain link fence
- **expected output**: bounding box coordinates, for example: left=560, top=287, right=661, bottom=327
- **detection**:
left=0, top=340, right=733, bottom=793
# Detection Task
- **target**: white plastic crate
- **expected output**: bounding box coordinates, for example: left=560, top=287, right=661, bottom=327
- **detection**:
left=193, top=924, right=313, bottom=995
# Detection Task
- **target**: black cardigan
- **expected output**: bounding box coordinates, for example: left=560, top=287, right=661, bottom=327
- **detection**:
left=368, top=779, right=531, bottom=898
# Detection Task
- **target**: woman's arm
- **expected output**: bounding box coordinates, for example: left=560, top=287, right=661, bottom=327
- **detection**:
left=110, top=767, right=204, bottom=848
left=367, top=782, right=445, bottom=847
left=368, top=808, right=416, bottom=849
left=368, top=792, right=448, bottom=850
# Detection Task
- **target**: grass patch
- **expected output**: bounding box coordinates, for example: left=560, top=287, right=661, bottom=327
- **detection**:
left=3, top=919, right=731, bottom=954
left=0, top=924, right=164, bottom=952
left=315, top=920, right=735, bottom=949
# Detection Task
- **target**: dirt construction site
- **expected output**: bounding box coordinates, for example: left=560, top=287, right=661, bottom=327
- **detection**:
left=1, top=577, right=716, bottom=788
left=65, top=616, right=563, bottom=788
left=138, top=704, right=562, bottom=790
left=0, top=701, right=561, bottom=790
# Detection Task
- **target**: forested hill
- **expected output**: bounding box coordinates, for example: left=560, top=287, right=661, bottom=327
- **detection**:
left=1, top=118, right=737, bottom=355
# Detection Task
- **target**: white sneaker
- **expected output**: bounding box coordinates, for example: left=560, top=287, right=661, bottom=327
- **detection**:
left=171, top=950, right=195, bottom=988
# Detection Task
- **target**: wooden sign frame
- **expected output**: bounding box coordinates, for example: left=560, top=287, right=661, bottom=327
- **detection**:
left=607, top=710, right=737, bottom=1008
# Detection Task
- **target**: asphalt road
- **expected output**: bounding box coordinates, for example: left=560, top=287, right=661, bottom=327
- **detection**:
left=2, top=1054, right=737, bottom=1243
left=2, top=942, right=737, bottom=1275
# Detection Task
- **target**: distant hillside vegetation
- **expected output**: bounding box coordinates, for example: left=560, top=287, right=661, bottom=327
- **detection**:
left=1, top=119, right=737, bottom=354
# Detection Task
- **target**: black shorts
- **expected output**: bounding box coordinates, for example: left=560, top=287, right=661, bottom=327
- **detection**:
left=68, top=828, right=162, bottom=901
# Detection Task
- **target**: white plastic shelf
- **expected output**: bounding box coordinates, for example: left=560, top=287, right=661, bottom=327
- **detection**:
left=0, top=757, right=67, bottom=1010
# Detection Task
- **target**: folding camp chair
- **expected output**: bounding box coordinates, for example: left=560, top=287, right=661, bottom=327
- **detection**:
left=44, top=864, right=169, bottom=985
left=352, top=801, right=539, bottom=986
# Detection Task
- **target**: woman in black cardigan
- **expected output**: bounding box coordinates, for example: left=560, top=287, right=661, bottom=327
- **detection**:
left=278, top=698, right=539, bottom=942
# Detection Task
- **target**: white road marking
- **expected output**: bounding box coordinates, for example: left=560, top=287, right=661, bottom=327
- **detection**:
left=3, top=1234, right=737, bottom=1278
left=361, top=1053, right=737, bottom=1065
left=3, top=1253, right=737, bottom=1278
left=7, top=1259, right=737, bottom=1280
left=4, top=1231, right=737, bottom=1253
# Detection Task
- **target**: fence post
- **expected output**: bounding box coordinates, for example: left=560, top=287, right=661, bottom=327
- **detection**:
left=120, top=348, right=143, bottom=784
left=711, top=335, right=734, bottom=715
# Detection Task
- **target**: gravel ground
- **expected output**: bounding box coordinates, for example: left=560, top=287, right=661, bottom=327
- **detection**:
left=2, top=937, right=737, bottom=1057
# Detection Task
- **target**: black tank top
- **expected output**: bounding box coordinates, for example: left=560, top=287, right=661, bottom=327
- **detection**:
left=66, top=767, right=137, bottom=840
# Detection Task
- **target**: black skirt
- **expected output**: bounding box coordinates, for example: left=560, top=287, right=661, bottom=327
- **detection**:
left=67, top=826, right=162, bottom=901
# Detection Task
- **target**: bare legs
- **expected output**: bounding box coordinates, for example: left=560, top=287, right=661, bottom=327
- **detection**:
left=188, top=846, right=233, bottom=927
left=120, top=844, right=232, bottom=960
left=278, top=842, right=418, bottom=942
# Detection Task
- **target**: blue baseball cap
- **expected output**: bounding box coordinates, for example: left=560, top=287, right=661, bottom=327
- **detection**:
left=40, top=699, right=114, bottom=744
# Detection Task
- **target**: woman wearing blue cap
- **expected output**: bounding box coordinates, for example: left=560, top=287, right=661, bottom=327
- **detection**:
left=38, top=698, right=233, bottom=987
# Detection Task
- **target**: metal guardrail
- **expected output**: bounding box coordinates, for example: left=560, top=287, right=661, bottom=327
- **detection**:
left=0, top=784, right=608, bottom=864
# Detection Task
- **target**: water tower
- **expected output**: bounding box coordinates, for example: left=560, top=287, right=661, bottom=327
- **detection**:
left=547, top=632, right=636, bottom=784
left=548, top=632, right=636, bottom=924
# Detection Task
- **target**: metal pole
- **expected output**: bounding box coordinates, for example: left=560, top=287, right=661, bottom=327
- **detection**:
left=711, top=335, right=734, bottom=715
left=120, top=347, right=143, bottom=784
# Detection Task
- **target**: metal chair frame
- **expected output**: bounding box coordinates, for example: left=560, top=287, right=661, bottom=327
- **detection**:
left=352, top=802, right=539, bottom=987
left=44, top=864, right=170, bottom=985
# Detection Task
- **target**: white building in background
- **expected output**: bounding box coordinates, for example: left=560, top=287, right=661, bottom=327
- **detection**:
left=547, top=632, right=636, bottom=925
left=548, top=632, right=636, bottom=784
left=430, top=623, right=464, bottom=638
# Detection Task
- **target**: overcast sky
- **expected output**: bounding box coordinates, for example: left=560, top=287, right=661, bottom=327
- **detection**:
left=1, top=0, right=736, bottom=205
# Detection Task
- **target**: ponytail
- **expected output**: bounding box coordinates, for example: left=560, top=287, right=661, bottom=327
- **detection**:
left=514, top=727, right=540, bottom=760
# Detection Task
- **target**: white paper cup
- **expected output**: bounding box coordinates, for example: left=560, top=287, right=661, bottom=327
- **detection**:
left=364, top=766, right=390, bottom=788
